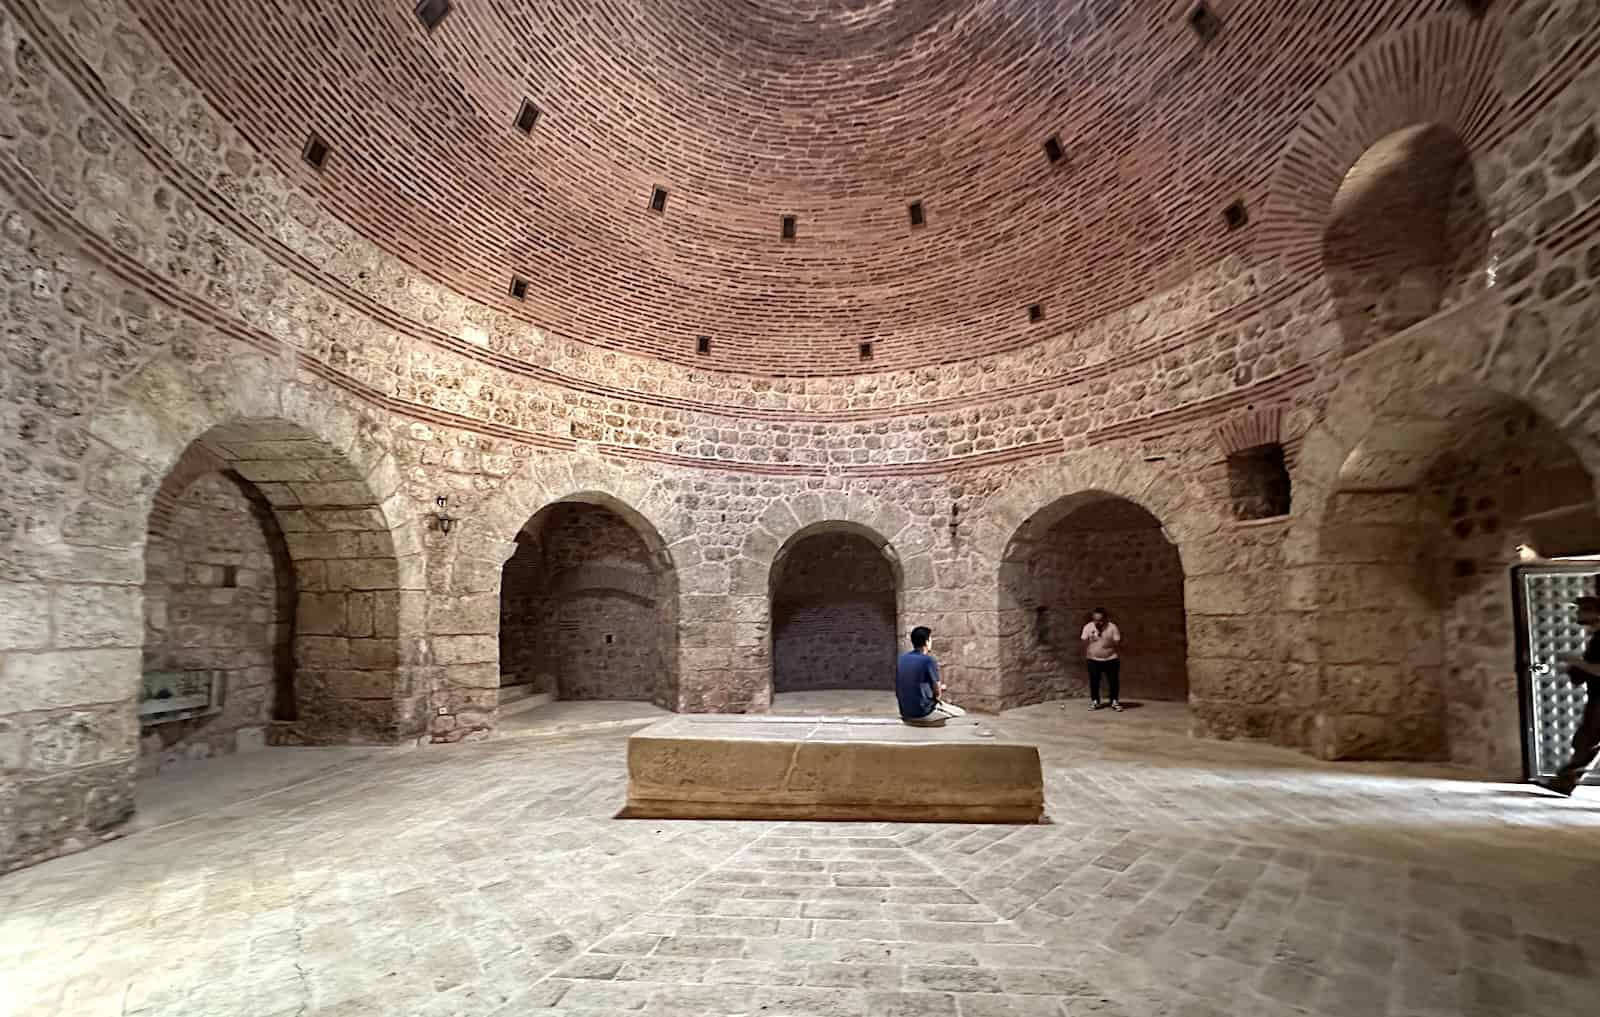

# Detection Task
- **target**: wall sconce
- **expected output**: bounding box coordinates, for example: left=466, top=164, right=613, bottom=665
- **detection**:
left=434, top=495, right=457, bottom=535
left=949, top=502, right=960, bottom=535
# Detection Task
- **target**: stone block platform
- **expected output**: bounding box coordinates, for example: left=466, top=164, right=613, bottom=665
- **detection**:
left=619, top=714, right=1045, bottom=823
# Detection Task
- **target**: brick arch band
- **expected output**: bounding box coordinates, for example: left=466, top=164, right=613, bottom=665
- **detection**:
left=1259, top=12, right=1506, bottom=269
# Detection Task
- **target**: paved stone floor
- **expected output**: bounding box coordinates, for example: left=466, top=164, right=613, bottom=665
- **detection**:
left=3, top=699, right=1599, bottom=1017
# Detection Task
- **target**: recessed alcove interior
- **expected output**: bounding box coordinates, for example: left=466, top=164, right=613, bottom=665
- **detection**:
left=1322, top=124, right=1489, bottom=357
left=999, top=493, right=1189, bottom=710
left=1314, top=387, right=1600, bottom=771
left=769, top=524, right=901, bottom=695
left=138, top=420, right=406, bottom=773
left=498, top=499, right=677, bottom=706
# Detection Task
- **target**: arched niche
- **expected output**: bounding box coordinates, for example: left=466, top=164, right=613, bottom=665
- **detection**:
left=498, top=493, right=679, bottom=707
left=998, top=491, right=1189, bottom=709
left=769, top=522, right=902, bottom=694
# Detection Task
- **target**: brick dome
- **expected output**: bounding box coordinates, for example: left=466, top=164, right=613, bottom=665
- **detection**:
left=125, top=0, right=1373, bottom=374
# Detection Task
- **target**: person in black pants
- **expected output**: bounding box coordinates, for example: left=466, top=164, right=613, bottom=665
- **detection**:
left=1535, top=596, right=1600, bottom=797
left=1080, top=607, right=1122, bottom=712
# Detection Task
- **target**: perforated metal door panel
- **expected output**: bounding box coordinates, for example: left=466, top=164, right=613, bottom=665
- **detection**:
left=1519, top=566, right=1600, bottom=783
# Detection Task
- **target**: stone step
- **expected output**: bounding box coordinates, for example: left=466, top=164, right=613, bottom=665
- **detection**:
left=498, top=686, right=554, bottom=717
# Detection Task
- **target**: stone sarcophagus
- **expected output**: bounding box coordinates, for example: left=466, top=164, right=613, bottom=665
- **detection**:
left=620, top=714, right=1045, bottom=823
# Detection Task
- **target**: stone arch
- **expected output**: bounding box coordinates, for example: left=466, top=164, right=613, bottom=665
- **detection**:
left=0, top=352, right=417, bottom=867
left=458, top=456, right=695, bottom=729
left=1286, top=306, right=1600, bottom=771
left=994, top=485, right=1191, bottom=711
left=968, top=451, right=1232, bottom=717
left=1263, top=14, right=1504, bottom=280
left=769, top=520, right=905, bottom=696
left=732, top=491, right=928, bottom=709
left=498, top=491, right=681, bottom=709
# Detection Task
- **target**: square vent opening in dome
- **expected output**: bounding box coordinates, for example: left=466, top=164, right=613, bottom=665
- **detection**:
left=650, top=187, right=668, bottom=214
left=415, top=0, right=452, bottom=32
left=1028, top=303, right=1045, bottom=323
left=909, top=201, right=926, bottom=227
left=301, top=134, right=330, bottom=172
left=509, top=276, right=529, bottom=301
left=1188, top=3, right=1222, bottom=43
left=1223, top=200, right=1250, bottom=231
left=859, top=342, right=874, bottom=361
left=696, top=336, right=711, bottom=355
left=781, top=215, right=797, bottom=241
left=515, top=99, right=541, bottom=134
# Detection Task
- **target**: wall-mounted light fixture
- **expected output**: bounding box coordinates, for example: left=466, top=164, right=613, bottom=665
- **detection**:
left=434, top=495, right=457, bottom=535
left=949, top=502, right=960, bottom=536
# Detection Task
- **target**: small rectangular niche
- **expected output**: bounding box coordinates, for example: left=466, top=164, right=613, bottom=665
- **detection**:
left=781, top=215, right=797, bottom=240
left=509, top=275, right=529, bottom=300
left=302, top=134, right=330, bottom=172
left=696, top=335, right=711, bottom=355
left=650, top=186, right=668, bottom=213
left=1227, top=443, right=1292, bottom=520
left=1222, top=199, right=1249, bottom=231
left=1043, top=135, right=1065, bottom=164
left=908, top=201, right=926, bottom=227
left=220, top=565, right=239, bottom=588
left=415, top=0, right=452, bottom=32
left=515, top=99, right=541, bottom=134
left=1028, top=303, right=1045, bottom=323
left=1188, top=2, right=1222, bottom=43
left=859, top=341, right=874, bottom=361
left=1034, top=605, right=1049, bottom=645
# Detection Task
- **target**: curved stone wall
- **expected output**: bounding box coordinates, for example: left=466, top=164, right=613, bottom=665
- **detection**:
left=2, top=0, right=1599, bottom=871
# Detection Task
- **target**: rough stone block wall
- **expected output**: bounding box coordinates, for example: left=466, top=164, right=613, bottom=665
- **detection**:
left=499, top=503, right=661, bottom=701
left=497, top=533, right=552, bottom=693
left=772, top=532, right=897, bottom=693
left=1425, top=408, right=1600, bottom=775
left=142, top=462, right=294, bottom=770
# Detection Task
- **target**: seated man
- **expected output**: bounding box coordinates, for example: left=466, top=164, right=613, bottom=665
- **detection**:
left=896, top=625, right=967, bottom=726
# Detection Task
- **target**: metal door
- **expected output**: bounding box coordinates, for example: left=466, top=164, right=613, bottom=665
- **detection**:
left=1515, top=564, right=1600, bottom=783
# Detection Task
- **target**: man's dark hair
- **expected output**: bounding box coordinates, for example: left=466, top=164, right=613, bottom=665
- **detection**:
left=1576, top=596, right=1600, bottom=613
left=1092, top=607, right=1108, bottom=617
left=910, top=626, right=932, bottom=650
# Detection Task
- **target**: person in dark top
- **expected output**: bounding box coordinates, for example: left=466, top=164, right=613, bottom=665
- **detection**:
left=896, top=625, right=966, bottom=726
left=1534, top=595, right=1600, bottom=797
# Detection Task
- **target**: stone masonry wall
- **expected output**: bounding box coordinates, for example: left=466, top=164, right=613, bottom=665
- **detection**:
left=772, top=532, right=897, bottom=694
left=142, top=464, right=294, bottom=771
left=1425, top=407, right=1600, bottom=775
left=498, top=533, right=552, bottom=693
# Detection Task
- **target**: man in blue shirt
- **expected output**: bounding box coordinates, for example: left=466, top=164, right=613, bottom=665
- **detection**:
left=896, top=626, right=966, bottom=726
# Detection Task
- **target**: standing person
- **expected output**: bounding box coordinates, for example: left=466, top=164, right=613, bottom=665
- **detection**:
left=1534, top=596, right=1600, bottom=797
left=1081, top=607, right=1122, bottom=712
left=896, top=625, right=967, bottom=726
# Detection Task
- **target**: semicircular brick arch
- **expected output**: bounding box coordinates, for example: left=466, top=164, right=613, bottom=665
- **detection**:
left=1260, top=13, right=1506, bottom=269
left=1284, top=299, right=1600, bottom=765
